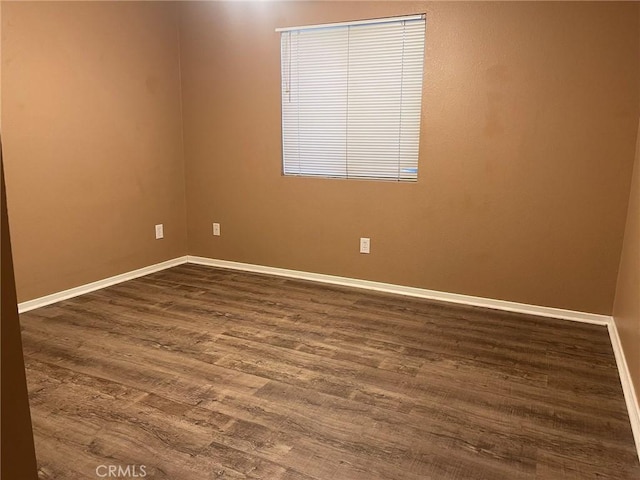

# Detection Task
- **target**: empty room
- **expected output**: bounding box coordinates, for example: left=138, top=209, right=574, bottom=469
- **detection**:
left=2, top=1, right=640, bottom=479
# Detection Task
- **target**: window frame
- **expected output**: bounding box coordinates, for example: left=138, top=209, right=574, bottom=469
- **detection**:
left=277, top=14, right=426, bottom=183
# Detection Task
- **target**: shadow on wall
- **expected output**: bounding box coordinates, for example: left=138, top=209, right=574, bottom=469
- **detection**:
left=1, top=137, right=39, bottom=478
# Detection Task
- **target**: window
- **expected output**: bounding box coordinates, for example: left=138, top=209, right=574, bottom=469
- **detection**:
left=278, top=15, right=426, bottom=182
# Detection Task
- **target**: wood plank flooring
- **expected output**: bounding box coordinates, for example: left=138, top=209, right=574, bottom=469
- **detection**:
left=19, top=264, right=640, bottom=479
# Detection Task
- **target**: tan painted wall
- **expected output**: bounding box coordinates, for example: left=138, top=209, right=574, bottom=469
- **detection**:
left=180, top=1, right=640, bottom=315
left=614, top=119, right=640, bottom=400
left=2, top=1, right=188, bottom=302
left=2, top=1, right=639, bottom=315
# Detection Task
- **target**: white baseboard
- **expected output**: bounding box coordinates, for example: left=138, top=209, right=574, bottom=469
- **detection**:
left=187, top=256, right=611, bottom=325
left=17, top=256, right=189, bottom=313
left=608, top=320, right=640, bottom=460
left=19, top=254, right=611, bottom=325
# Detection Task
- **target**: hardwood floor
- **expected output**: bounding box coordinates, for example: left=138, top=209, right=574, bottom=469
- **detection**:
left=20, top=264, right=639, bottom=479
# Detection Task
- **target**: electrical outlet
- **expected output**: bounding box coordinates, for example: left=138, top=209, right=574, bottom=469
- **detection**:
left=155, top=224, right=164, bottom=240
left=213, top=223, right=221, bottom=236
left=359, top=237, right=370, bottom=254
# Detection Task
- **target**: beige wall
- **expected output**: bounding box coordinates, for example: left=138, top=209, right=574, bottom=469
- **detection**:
left=2, top=1, right=639, bottom=316
left=2, top=1, right=188, bottom=302
left=180, top=1, right=640, bottom=315
left=614, top=118, right=640, bottom=400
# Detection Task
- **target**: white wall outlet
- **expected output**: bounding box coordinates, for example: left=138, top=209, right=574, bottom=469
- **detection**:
left=213, top=222, right=221, bottom=236
left=155, top=224, right=164, bottom=240
left=359, top=237, right=370, bottom=254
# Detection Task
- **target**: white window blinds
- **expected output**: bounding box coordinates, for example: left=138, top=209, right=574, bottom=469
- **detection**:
left=278, top=15, right=425, bottom=181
